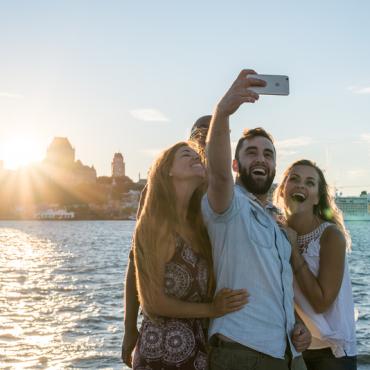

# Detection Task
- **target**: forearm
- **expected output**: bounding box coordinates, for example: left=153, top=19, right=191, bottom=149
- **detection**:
left=205, top=70, right=263, bottom=212
left=207, top=110, right=232, bottom=183
left=144, top=294, right=213, bottom=319
left=206, top=109, right=234, bottom=213
left=291, top=250, right=328, bottom=313
left=124, top=255, right=140, bottom=331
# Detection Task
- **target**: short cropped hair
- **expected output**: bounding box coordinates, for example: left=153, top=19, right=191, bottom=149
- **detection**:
left=234, top=127, right=275, bottom=160
left=190, top=115, right=212, bottom=135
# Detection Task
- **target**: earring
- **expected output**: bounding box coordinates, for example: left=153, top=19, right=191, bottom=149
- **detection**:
left=169, top=172, right=173, bottom=177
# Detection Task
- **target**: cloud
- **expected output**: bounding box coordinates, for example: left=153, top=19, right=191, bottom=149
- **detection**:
left=274, top=137, right=313, bottom=159
left=0, top=92, right=24, bottom=99
left=348, top=86, right=370, bottom=94
left=130, top=108, right=169, bottom=122
left=230, top=137, right=312, bottom=159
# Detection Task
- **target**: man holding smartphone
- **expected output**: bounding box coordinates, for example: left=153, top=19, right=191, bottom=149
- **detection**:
left=203, top=69, right=309, bottom=370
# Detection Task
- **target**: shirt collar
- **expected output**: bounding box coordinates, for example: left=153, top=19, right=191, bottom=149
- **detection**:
left=235, top=184, right=280, bottom=215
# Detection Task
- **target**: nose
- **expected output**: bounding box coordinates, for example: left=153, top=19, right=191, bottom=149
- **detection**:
left=295, top=182, right=306, bottom=189
left=191, top=153, right=202, bottom=164
left=255, top=152, right=267, bottom=163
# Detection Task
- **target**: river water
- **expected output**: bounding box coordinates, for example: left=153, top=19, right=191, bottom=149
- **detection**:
left=0, top=221, right=369, bottom=369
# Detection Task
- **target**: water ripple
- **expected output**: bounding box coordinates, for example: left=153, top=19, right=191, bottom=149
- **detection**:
left=0, top=220, right=368, bottom=369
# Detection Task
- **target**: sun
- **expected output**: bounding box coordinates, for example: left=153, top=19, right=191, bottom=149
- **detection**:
left=0, top=136, right=44, bottom=170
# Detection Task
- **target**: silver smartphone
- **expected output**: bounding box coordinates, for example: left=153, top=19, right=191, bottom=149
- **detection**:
left=247, top=74, right=289, bottom=95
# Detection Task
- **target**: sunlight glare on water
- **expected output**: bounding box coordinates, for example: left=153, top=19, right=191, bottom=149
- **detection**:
left=0, top=221, right=131, bottom=369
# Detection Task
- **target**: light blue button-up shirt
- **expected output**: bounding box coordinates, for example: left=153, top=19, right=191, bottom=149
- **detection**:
left=202, top=184, right=299, bottom=359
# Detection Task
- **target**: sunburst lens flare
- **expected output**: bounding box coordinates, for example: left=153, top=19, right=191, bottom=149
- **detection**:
left=0, top=137, right=44, bottom=170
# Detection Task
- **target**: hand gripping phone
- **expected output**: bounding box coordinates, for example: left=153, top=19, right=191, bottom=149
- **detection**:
left=247, top=74, right=289, bottom=96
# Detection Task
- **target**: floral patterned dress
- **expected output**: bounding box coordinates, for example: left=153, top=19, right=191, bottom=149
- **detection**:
left=133, top=235, right=209, bottom=370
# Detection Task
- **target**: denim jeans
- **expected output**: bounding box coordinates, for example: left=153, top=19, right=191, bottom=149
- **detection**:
left=209, top=338, right=307, bottom=370
left=303, top=348, right=357, bottom=370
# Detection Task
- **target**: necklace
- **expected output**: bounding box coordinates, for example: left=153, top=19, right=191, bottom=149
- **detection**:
left=297, top=222, right=328, bottom=254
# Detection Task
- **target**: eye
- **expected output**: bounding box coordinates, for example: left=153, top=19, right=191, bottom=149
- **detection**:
left=307, top=180, right=315, bottom=186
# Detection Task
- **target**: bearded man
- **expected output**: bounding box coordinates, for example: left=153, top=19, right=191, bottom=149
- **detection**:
left=203, top=69, right=310, bottom=370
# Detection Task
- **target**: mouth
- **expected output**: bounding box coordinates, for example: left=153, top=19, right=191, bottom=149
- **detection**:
left=191, top=163, right=203, bottom=169
left=291, top=192, right=306, bottom=203
left=251, top=166, right=267, bottom=176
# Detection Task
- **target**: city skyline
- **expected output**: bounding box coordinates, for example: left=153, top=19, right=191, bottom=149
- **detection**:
left=0, top=136, right=129, bottom=180
left=1, top=1, right=370, bottom=194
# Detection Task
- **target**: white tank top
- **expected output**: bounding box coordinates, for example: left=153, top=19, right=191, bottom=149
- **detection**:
left=293, top=222, right=357, bottom=357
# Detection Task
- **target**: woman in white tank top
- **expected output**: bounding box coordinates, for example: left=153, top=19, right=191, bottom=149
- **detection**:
left=274, top=159, right=357, bottom=370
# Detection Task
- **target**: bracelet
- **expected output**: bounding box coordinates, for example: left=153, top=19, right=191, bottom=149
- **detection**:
left=293, top=259, right=307, bottom=275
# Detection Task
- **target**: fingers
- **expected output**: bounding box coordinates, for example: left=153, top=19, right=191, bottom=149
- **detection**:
left=216, top=288, right=249, bottom=314
left=293, top=327, right=303, bottom=337
left=226, top=294, right=249, bottom=305
left=217, top=288, right=248, bottom=297
left=237, top=94, right=259, bottom=104
left=227, top=298, right=248, bottom=309
left=244, top=77, right=266, bottom=88
left=238, top=69, right=257, bottom=79
left=293, top=338, right=310, bottom=352
left=292, top=325, right=311, bottom=352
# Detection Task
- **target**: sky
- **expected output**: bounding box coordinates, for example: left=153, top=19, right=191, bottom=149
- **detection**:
left=0, top=0, right=369, bottom=195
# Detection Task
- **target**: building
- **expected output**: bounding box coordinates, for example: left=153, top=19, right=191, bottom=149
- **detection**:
left=111, top=152, right=125, bottom=178
left=42, top=137, right=96, bottom=184
left=335, top=191, right=370, bottom=221
left=45, top=137, right=75, bottom=168
left=36, top=208, right=75, bottom=220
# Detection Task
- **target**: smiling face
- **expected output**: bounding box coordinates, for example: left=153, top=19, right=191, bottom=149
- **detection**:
left=233, top=136, right=276, bottom=195
left=170, top=145, right=206, bottom=184
left=282, top=164, right=321, bottom=215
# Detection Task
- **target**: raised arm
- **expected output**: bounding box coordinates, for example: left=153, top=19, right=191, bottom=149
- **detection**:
left=290, top=225, right=346, bottom=313
left=206, top=69, right=265, bottom=213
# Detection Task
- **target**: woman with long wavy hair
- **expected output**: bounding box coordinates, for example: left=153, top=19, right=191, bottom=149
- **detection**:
left=132, top=141, right=248, bottom=370
left=275, top=159, right=357, bottom=370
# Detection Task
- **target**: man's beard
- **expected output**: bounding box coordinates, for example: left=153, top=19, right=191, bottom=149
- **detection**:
left=238, top=161, right=275, bottom=195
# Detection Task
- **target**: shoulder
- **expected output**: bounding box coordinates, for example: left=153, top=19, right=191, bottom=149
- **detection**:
left=320, top=223, right=346, bottom=254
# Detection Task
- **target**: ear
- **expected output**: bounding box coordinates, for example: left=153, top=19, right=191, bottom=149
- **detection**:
left=232, top=159, right=239, bottom=173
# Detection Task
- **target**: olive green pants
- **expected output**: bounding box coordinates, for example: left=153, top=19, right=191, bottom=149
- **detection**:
left=209, top=341, right=307, bottom=370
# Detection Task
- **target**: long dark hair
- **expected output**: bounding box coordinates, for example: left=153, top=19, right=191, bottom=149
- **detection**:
left=133, top=142, right=214, bottom=317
